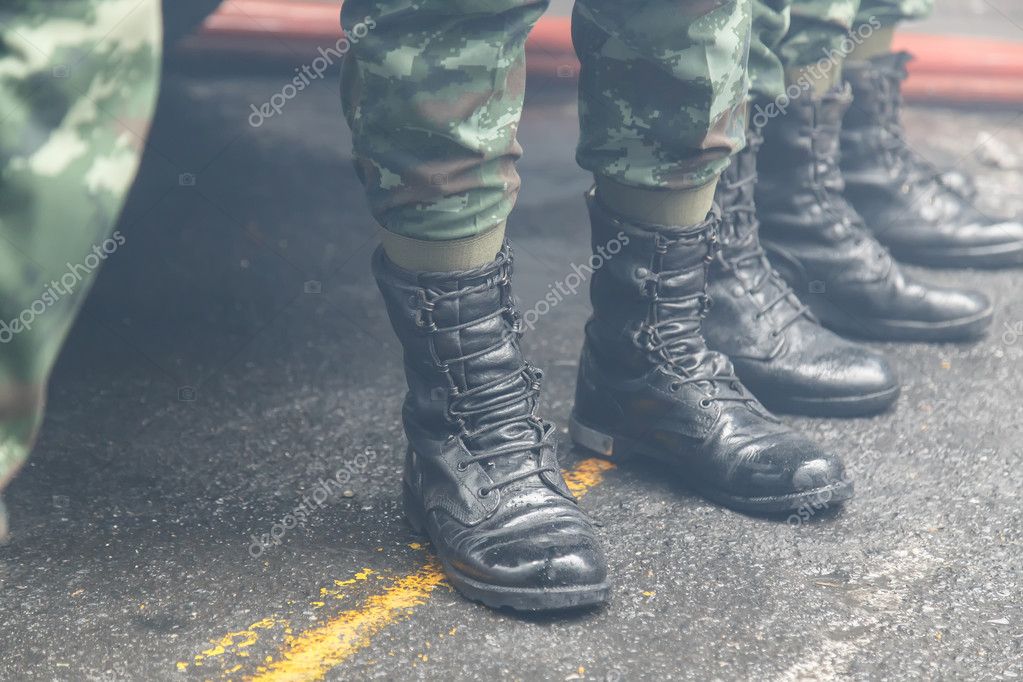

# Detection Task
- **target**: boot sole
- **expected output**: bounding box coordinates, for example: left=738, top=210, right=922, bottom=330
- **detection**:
left=815, top=300, right=994, bottom=342
left=886, top=242, right=1023, bottom=270
left=402, top=483, right=610, bottom=612
left=569, top=414, right=853, bottom=515
left=754, top=384, right=900, bottom=418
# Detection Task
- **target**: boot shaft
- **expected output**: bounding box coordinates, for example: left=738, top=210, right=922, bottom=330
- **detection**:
left=585, top=189, right=721, bottom=374
left=755, top=86, right=868, bottom=247
left=841, top=53, right=912, bottom=182
left=372, top=245, right=538, bottom=447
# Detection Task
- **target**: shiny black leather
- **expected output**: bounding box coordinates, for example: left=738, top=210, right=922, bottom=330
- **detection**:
left=756, top=86, right=993, bottom=342
left=569, top=190, right=852, bottom=514
left=842, top=53, right=1023, bottom=268
left=373, top=245, right=609, bottom=611
left=705, top=126, right=899, bottom=416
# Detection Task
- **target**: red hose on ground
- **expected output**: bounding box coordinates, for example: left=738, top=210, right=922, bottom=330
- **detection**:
left=184, top=1, right=1023, bottom=104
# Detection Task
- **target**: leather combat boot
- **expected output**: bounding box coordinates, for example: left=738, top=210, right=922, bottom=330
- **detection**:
left=842, top=53, right=1023, bottom=268
left=569, top=190, right=852, bottom=514
left=756, top=86, right=993, bottom=341
left=373, top=245, right=609, bottom=611
left=704, top=125, right=900, bottom=416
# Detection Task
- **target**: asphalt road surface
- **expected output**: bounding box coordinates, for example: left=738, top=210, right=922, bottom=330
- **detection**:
left=0, top=58, right=1021, bottom=681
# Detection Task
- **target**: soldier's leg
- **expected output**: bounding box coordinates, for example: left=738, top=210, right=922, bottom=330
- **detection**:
left=340, top=0, right=610, bottom=611
left=572, top=0, right=748, bottom=225
left=340, top=0, right=542, bottom=271
left=0, top=0, right=163, bottom=536
left=748, top=0, right=994, bottom=339
left=567, top=0, right=855, bottom=513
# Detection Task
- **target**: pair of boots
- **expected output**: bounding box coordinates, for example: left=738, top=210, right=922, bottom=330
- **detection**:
left=372, top=54, right=1017, bottom=612
left=374, top=207, right=846, bottom=612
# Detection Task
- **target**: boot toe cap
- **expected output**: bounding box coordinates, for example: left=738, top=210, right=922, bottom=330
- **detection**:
left=446, top=505, right=608, bottom=591
left=732, top=435, right=851, bottom=505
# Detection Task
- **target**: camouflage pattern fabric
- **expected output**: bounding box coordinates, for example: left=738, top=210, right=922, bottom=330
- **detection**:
left=0, top=0, right=162, bottom=533
left=572, top=0, right=751, bottom=192
left=341, top=0, right=753, bottom=240
left=750, top=0, right=933, bottom=100
left=340, top=0, right=540, bottom=242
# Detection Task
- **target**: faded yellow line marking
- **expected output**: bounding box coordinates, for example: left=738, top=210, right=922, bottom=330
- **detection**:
left=186, top=458, right=614, bottom=681
left=248, top=561, right=447, bottom=681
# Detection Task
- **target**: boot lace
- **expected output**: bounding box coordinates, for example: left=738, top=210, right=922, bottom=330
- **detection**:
left=872, top=55, right=972, bottom=216
left=717, top=137, right=811, bottom=338
left=414, top=261, right=556, bottom=497
left=809, top=122, right=891, bottom=263
left=636, top=231, right=760, bottom=408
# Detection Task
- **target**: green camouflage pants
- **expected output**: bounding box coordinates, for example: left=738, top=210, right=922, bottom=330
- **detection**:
left=340, top=0, right=751, bottom=241
left=751, top=0, right=934, bottom=101
left=0, top=0, right=162, bottom=531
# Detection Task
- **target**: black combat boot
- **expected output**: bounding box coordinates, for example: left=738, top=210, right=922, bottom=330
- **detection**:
left=842, top=53, right=1023, bottom=268
left=373, top=245, right=609, bottom=611
left=756, top=86, right=993, bottom=341
left=569, top=190, right=852, bottom=514
left=704, top=125, right=900, bottom=416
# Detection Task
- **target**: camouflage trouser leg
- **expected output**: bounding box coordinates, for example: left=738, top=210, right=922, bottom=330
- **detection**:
left=573, top=0, right=751, bottom=190
left=340, top=0, right=547, bottom=241
left=340, top=0, right=752, bottom=239
left=749, top=0, right=933, bottom=100
left=0, top=0, right=162, bottom=531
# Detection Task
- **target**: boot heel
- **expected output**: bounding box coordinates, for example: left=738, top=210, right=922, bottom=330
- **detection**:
left=402, top=482, right=428, bottom=536
left=569, top=413, right=621, bottom=459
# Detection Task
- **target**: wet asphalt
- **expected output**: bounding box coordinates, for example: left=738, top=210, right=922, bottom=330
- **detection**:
left=0, top=56, right=1021, bottom=681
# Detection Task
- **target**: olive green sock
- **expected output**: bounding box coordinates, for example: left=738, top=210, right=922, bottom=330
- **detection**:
left=847, top=25, right=896, bottom=62
left=595, top=177, right=718, bottom=227
left=379, top=223, right=505, bottom=272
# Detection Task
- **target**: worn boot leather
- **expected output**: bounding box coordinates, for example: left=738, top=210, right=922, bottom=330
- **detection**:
left=705, top=125, right=900, bottom=416
left=842, top=53, right=1023, bottom=268
left=570, top=189, right=852, bottom=514
left=756, top=86, right=993, bottom=341
left=373, top=245, right=609, bottom=611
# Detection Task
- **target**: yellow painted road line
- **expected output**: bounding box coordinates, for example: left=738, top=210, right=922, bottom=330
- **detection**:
left=188, top=457, right=615, bottom=681
left=248, top=561, right=447, bottom=681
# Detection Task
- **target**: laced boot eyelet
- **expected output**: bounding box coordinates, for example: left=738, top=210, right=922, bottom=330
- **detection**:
left=456, top=461, right=468, bottom=472
left=478, top=487, right=491, bottom=497
left=669, top=382, right=682, bottom=392
left=730, top=381, right=742, bottom=392
left=699, top=398, right=712, bottom=408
